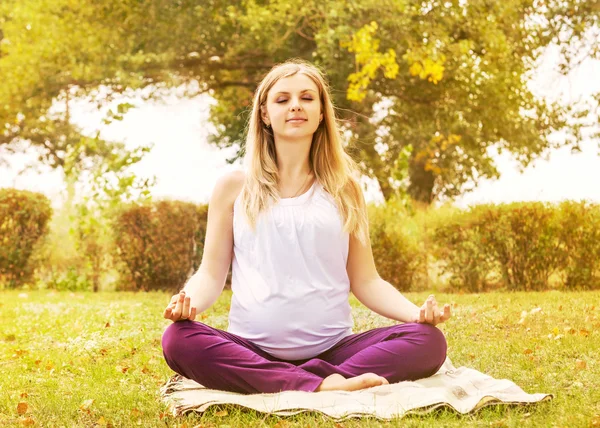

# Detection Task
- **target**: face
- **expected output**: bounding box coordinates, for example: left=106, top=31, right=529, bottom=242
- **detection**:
left=261, top=73, right=323, bottom=140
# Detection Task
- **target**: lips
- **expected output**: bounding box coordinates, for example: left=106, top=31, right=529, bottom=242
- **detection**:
left=287, top=118, right=307, bottom=122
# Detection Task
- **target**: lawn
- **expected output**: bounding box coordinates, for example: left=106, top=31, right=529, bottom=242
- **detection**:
left=0, top=289, right=598, bottom=427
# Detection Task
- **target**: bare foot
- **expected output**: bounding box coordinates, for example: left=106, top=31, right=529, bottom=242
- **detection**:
left=315, top=373, right=389, bottom=392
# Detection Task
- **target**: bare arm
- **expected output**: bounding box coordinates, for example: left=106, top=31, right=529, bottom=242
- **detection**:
left=347, top=227, right=421, bottom=323
left=164, top=170, right=244, bottom=321
left=346, top=195, right=451, bottom=325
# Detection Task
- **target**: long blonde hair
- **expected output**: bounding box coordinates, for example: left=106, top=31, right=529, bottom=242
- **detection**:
left=239, top=59, right=369, bottom=245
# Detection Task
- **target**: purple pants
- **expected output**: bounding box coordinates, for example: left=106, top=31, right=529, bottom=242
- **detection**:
left=162, top=321, right=447, bottom=394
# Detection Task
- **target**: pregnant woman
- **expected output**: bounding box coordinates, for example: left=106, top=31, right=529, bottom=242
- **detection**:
left=161, top=59, right=451, bottom=394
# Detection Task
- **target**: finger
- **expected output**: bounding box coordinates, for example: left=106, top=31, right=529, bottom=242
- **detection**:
left=189, top=306, right=197, bottom=321
left=426, top=298, right=434, bottom=323
left=163, top=306, right=172, bottom=319
left=172, top=292, right=185, bottom=319
left=442, top=304, right=451, bottom=321
left=419, top=307, right=426, bottom=323
left=181, top=296, right=191, bottom=319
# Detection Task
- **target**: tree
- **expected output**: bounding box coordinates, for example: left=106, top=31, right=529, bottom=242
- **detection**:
left=1, top=0, right=598, bottom=204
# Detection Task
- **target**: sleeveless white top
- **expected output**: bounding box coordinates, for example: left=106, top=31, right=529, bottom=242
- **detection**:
left=227, top=179, right=354, bottom=360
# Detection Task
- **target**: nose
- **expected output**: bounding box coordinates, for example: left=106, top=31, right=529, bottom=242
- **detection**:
left=290, top=97, right=303, bottom=111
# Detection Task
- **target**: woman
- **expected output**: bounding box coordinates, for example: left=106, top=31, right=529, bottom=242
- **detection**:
left=161, top=59, right=451, bottom=394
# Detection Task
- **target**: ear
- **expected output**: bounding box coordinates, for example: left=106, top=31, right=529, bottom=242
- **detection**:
left=260, top=105, right=270, bottom=125
left=319, top=113, right=323, bottom=123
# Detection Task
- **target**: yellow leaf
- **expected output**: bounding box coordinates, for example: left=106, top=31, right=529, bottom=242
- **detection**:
left=19, top=417, right=35, bottom=426
left=17, top=402, right=28, bottom=415
left=214, top=410, right=228, bottom=417
left=409, top=62, right=422, bottom=77
left=575, top=359, right=586, bottom=370
left=97, top=416, right=107, bottom=426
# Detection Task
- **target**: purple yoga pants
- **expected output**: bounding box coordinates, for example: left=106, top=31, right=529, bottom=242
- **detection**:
left=162, top=320, right=447, bottom=394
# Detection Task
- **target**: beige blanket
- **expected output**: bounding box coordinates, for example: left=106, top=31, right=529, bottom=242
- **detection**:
left=160, top=358, right=552, bottom=420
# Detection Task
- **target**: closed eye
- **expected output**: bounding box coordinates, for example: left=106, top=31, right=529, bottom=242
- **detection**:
left=276, top=98, right=313, bottom=103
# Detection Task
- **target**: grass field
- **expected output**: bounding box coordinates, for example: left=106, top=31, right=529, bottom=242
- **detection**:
left=0, top=289, right=598, bottom=427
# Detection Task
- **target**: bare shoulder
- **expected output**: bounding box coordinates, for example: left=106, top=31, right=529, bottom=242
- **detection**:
left=210, top=169, right=246, bottom=209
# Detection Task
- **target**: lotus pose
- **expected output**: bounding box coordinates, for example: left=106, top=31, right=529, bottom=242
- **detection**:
left=161, top=59, right=451, bottom=394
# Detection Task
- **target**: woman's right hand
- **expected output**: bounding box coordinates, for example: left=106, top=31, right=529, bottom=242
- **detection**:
left=163, top=290, right=197, bottom=322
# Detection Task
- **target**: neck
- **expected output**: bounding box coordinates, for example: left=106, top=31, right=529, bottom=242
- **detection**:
left=273, top=135, right=312, bottom=181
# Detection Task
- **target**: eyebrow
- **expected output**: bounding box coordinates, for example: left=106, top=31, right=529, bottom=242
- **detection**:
left=273, top=89, right=317, bottom=96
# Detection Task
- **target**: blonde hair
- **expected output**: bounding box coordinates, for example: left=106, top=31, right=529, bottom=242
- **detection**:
left=239, top=58, right=369, bottom=245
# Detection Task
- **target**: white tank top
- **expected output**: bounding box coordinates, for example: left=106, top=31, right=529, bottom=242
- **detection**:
left=227, top=179, right=354, bottom=360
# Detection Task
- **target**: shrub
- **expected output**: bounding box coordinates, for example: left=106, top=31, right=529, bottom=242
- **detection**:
left=368, top=197, right=427, bottom=291
left=473, top=203, right=562, bottom=291
left=0, top=188, right=53, bottom=288
left=429, top=210, right=497, bottom=292
left=555, top=201, right=600, bottom=289
left=113, top=200, right=207, bottom=292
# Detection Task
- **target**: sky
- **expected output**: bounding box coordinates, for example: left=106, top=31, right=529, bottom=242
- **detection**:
left=1, top=47, right=599, bottom=209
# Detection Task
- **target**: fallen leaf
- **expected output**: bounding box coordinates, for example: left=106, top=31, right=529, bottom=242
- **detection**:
left=45, top=363, right=54, bottom=370
left=558, top=305, right=562, bottom=311
left=34, top=360, right=41, bottom=366
left=130, top=408, right=140, bottom=417
left=20, top=392, right=28, bottom=398
left=99, top=349, right=108, bottom=356
left=5, top=334, right=16, bottom=341
left=214, top=409, right=228, bottom=417
left=552, top=327, right=559, bottom=335
left=19, top=417, right=35, bottom=426
left=105, top=322, right=110, bottom=328
left=579, top=329, right=590, bottom=337
left=575, top=359, right=586, bottom=370
left=116, top=365, right=129, bottom=374
left=17, top=402, right=28, bottom=415
left=14, top=349, right=28, bottom=357
left=80, top=399, right=94, bottom=411
left=158, top=411, right=168, bottom=420
left=97, top=416, right=107, bottom=426
left=523, top=349, right=533, bottom=355
left=141, top=366, right=150, bottom=374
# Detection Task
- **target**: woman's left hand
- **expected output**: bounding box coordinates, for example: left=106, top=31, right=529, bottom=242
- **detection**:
left=416, top=295, right=451, bottom=326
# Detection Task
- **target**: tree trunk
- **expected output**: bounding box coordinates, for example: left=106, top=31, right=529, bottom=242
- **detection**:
left=407, top=153, right=435, bottom=205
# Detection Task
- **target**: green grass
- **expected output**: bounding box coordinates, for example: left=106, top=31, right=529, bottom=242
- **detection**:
left=0, top=290, right=598, bottom=427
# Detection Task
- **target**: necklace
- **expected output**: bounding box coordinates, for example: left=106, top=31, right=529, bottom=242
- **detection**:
left=282, top=172, right=311, bottom=199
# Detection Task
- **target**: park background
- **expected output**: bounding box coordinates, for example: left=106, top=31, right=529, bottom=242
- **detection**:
left=1, top=0, right=599, bottom=427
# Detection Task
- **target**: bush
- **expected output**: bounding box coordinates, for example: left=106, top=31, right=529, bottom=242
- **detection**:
left=113, top=200, right=208, bottom=292
left=368, top=197, right=427, bottom=291
left=555, top=201, right=600, bottom=290
left=430, top=202, right=566, bottom=291
left=0, top=188, right=53, bottom=288
left=429, top=210, right=498, bottom=292
left=473, top=203, right=562, bottom=291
